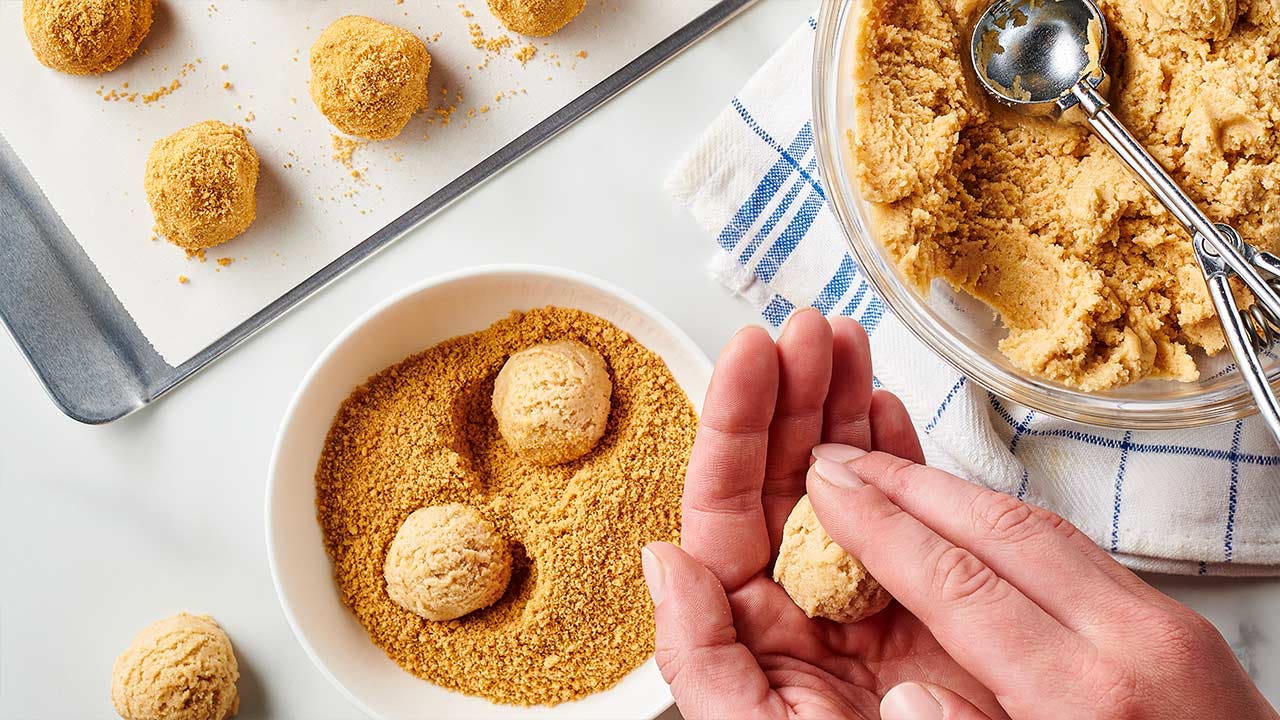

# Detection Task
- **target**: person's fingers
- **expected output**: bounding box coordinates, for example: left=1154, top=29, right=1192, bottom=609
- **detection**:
left=868, top=389, right=925, bottom=464
left=682, top=327, right=778, bottom=590
left=804, top=458, right=1089, bottom=698
left=822, top=318, right=874, bottom=449
left=642, top=543, right=786, bottom=720
left=763, top=309, right=833, bottom=553
left=881, top=682, right=998, bottom=720
left=811, top=445, right=1150, bottom=630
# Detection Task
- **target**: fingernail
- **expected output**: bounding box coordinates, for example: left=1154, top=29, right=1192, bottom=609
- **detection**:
left=640, top=546, right=666, bottom=606
left=780, top=307, right=817, bottom=335
left=880, top=683, right=942, bottom=720
left=812, top=458, right=864, bottom=489
left=812, top=443, right=868, bottom=464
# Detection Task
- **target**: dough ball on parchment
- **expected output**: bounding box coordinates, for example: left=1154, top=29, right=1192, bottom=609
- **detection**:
left=110, top=613, right=240, bottom=720
left=492, top=340, right=612, bottom=466
left=486, top=0, right=585, bottom=36
left=384, top=504, right=513, bottom=622
left=773, top=495, right=892, bottom=624
left=308, top=15, right=431, bottom=141
left=144, top=120, right=259, bottom=252
left=23, top=0, right=153, bottom=75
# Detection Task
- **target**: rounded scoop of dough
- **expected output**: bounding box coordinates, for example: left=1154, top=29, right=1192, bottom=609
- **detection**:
left=309, top=16, right=431, bottom=141
left=145, top=121, right=259, bottom=252
left=110, top=613, right=240, bottom=720
left=773, top=495, right=891, bottom=623
left=492, top=340, right=611, bottom=466
left=384, top=504, right=513, bottom=621
left=23, top=0, right=153, bottom=75
left=486, top=0, right=585, bottom=36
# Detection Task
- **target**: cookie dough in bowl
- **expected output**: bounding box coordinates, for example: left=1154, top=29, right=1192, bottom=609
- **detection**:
left=847, top=0, right=1280, bottom=391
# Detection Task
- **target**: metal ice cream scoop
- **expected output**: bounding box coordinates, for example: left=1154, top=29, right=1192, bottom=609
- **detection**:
left=971, top=0, right=1280, bottom=443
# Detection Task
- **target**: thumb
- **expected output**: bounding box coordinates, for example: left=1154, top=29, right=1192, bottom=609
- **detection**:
left=881, top=682, right=997, bottom=720
left=641, top=542, right=782, bottom=720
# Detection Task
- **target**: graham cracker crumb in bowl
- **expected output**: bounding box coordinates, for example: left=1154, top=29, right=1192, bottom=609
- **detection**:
left=315, top=306, right=698, bottom=705
left=23, top=0, right=153, bottom=75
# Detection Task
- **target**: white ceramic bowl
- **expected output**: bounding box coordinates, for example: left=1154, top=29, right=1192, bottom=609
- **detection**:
left=267, top=265, right=712, bottom=720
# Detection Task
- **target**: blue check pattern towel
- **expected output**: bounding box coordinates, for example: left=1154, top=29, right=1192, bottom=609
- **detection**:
left=666, top=19, right=1280, bottom=576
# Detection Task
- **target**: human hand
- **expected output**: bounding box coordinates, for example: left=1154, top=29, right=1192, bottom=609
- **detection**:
left=642, top=310, right=1006, bottom=719
left=643, top=310, right=1277, bottom=720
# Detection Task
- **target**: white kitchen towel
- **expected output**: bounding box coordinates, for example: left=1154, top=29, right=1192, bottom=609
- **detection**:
left=667, top=18, right=1280, bottom=576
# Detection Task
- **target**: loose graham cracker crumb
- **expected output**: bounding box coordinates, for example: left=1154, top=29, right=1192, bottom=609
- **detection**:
left=330, top=134, right=366, bottom=169
left=315, top=307, right=697, bottom=705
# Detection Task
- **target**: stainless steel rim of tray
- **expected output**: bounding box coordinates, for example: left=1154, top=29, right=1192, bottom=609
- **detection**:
left=0, top=0, right=755, bottom=425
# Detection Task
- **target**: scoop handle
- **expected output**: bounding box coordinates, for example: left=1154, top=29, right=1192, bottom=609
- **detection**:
left=1198, top=239, right=1280, bottom=444
left=1071, top=84, right=1280, bottom=321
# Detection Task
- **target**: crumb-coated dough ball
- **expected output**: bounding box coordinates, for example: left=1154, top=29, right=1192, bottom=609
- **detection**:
left=23, top=0, right=153, bottom=75
left=773, top=495, right=892, bottom=623
left=492, top=340, right=612, bottom=466
left=309, top=16, right=431, bottom=141
left=111, top=613, right=240, bottom=720
left=486, top=0, right=585, bottom=36
left=384, top=504, right=513, bottom=621
left=144, top=121, right=259, bottom=252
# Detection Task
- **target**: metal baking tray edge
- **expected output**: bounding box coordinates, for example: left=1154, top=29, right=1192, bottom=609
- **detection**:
left=0, top=0, right=754, bottom=425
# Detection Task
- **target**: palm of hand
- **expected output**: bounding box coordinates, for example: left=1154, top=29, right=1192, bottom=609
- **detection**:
left=720, top=568, right=995, bottom=718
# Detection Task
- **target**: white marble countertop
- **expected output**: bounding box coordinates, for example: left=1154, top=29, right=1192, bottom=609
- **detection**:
left=1, top=2, right=1276, bottom=717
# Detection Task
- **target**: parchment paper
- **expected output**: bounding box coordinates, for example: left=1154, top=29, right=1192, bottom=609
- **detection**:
left=0, top=0, right=716, bottom=362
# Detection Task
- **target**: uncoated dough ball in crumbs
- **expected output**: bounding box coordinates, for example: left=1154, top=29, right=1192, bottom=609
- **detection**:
left=309, top=16, right=431, bottom=141
left=492, top=339, right=612, bottom=466
left=144, top=121, right=259, bottom=252
left=110, top=613, right=240, bottom=720
left=486, top=0, right=585, bottom=36
left=384, top=504, right=513, bottom=621
left=774, top=495, right=891, bottom=623
left=22, top=0, right=153, bottom=75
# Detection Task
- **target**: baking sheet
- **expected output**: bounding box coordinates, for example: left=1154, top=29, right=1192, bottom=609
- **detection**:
left=0, top=0, right=719, bottom=362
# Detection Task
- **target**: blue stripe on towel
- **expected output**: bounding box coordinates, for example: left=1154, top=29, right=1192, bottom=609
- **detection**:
left=739, top=157, right=819, bottom=264
left=762, top=296, right=795, bottom=327
left=924, top=376, right=967, bottom=433
left=757, top=189, right=825, bottom=283
left=1224, top=420, right=1244, bottom=563
left=812, top=254, right=857, bottom=314
left=859, top=297, right=886, bottom=334
left=730, top=100, right=824, bottom=199
left=1109, top=431, right=1134, bottom=552
left=716, top=120, right=816, bottom=252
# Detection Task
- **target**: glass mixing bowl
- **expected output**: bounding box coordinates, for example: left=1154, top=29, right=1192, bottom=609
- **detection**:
left=812, top=0, right=1280, bottom=429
